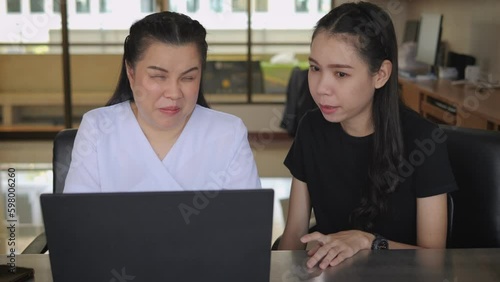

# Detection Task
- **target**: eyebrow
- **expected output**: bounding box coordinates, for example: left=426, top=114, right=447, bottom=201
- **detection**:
left=147, top=66, right=200, bottom=75
left=308, top=57, right=353, bottom=69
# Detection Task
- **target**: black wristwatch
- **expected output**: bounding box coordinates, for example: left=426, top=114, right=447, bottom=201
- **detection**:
left=371, top=233, right=389, bottom=250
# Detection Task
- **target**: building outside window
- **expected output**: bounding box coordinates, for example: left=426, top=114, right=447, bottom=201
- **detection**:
left=318, top=0, right=329, bottom=12
left=210, top=0, right=223, bottom=13
left=186, top=0, right=198, bottom=13
left=255, top=0, right=267, bottom=12
left=30, top=0, right=45, bottom=13
left=232, top=0, right=267, bottom=13
left=7, top=0, right=22, bottom=13
left=232, top=0, right=245, bottom=12
left=141, top=0, right=154, bottom=12
left=295, top=0, right=308, bottom=12
left=76, top=0, right=90, bottom=13
left=53, top=0, right=60, bottom=12
left=100, top=0, right=112, bottom=13
left=0, top=0, right=330, bottom=107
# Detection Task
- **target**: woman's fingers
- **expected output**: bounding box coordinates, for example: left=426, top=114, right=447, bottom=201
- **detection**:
left=319, top=246, right=341, bottom=269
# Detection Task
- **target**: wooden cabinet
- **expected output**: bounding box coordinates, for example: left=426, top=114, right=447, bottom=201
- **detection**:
left=400, top=81, right=421, bottom=113
left=398, top=77, right=500, bottom=131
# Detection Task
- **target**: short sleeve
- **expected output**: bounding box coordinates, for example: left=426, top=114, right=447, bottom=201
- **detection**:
left=284, top=114, right=310, bottom=183
left=411, top=126, right=458, bottom=198
left=223, top=119, right=262, bottom=189
left=64, top=112, right=101, bottom=193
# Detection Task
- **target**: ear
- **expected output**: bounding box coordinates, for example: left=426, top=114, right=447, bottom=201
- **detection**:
left=125, top=60, right=135, bottom=84
left=374, top=60, right=392, bottom=89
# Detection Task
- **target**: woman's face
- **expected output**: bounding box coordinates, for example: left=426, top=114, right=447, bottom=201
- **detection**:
left=126, top=41, right=201, bottom=131
left=308, top=31, right=388, bottom=135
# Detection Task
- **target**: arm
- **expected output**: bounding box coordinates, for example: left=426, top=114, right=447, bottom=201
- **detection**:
left=382, top=193, right=448, bottom=249
left=63, top=115, right=101, bottom=193
left=278, top=177, right=312, bottom=250
left=222, top=119, right=261, bottom=189
left=301, top=192, right=449, bottom=268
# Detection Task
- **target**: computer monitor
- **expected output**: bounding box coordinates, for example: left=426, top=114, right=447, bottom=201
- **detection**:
left=415, top=13, right=443, bottom=72
left=402, top=20, right=420, bottom=43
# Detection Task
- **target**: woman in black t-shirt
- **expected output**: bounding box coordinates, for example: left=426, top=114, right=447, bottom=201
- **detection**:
left=278, top=2, right=457, bottom=269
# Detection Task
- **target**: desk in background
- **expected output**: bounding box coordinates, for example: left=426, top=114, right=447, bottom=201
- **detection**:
left=399, top=77, right=500, bottom=131
left=4, top=249, right=500, bottom=282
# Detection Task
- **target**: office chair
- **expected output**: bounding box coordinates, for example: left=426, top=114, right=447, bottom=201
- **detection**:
left=22, top=128, right=78, bottom=254
left=440, top=125, right=500, bottom=248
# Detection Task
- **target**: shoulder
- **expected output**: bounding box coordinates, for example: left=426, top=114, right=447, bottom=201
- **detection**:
left=295, top=108, right=335, bottom=139
left=296, top=108, right=322, bottom=130
left=77, top=101, right=130, bottom=143
left=400, top=105, right=442, bottom=141
left=192, top=105, right=247, bottom=133
left=81, top=101, right=129, bottom=125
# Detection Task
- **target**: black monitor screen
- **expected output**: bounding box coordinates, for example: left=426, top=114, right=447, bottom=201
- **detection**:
left=415, top=13, right=443, bottom=66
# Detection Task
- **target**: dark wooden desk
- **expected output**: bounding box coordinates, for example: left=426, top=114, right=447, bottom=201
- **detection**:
left=3, top=249, right=500, bottom=281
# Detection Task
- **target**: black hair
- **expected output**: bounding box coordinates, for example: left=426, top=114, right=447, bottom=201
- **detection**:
left=313, top=2, right=404, bottom=231
left=106, top=11, right=208, bottom=107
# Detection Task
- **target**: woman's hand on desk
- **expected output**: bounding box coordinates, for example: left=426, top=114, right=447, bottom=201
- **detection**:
left=300, top=230, right=374, bottom=269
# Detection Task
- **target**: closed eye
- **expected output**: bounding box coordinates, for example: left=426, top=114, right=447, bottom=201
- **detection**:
left=150, top=75, right=166, bottom=79
left=181, top=76, right=195, bottom=81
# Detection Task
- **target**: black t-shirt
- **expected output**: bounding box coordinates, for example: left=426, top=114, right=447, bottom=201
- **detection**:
left=284, top=106, right=458, bottom=245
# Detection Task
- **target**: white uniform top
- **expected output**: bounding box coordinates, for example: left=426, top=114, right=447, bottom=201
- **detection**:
left=64, top=101, right=261, bottom=193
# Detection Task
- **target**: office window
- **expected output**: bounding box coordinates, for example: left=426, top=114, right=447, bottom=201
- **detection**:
left=295, top=0, right=308, bottom=12
left=210, top=0, right=223, bottom=13
left=30, top=0, right=44, bottom=12
left=99, top=0, right=111, bottom=13
left=76, top=0, right=90, bottom=13
left=7, top=0, right=21, bottom=13
left=53, top=0, right=60, bottom=12
left=186, top=0, right=198, bottom=13
left=141, top=0, right=154, bottom=12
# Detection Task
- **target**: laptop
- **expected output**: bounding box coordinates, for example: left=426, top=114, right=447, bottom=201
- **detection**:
left=40, top=189, right=274, bottom=282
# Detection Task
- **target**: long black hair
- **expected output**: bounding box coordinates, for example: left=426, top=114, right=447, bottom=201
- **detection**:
left=106, top=11, right=209, bottom=107
left=313, top=2, right=404, bottom=231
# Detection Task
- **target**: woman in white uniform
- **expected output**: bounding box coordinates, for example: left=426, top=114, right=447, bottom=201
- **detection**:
left=64, top=11, right=261, bottom=193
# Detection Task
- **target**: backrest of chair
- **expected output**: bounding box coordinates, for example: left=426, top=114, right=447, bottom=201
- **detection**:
left=52, top=129, right=78, bottom=194
left=440, top=125, right=500, bottom=248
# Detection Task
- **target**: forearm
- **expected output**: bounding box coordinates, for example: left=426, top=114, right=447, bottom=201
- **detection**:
left=278, top=230, right=307, bottom=250
left=387, top=240, right=422, bottom=249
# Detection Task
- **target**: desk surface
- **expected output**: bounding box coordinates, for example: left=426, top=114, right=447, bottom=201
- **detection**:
left=399, top=77, right=500, bottom=124
left=2, top=249, right=500, bottom=282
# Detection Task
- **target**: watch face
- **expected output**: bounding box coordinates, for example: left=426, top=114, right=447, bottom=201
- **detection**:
left=372, top=235, right=389, bottom=250
left=378, top=239, right=389, bottom=250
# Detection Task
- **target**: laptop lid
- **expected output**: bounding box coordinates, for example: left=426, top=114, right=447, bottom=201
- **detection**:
left=41, top=189, right=274, bottom=282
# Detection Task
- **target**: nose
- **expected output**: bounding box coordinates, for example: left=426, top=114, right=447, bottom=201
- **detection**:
left=313, top=72, right=333, bottom=96
left=162, top=79, right=183, bottom=100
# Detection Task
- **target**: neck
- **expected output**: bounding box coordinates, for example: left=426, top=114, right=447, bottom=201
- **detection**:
left=130, top=102, right=188, bottom=144
left=341, top=112, right=374, bottom=137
